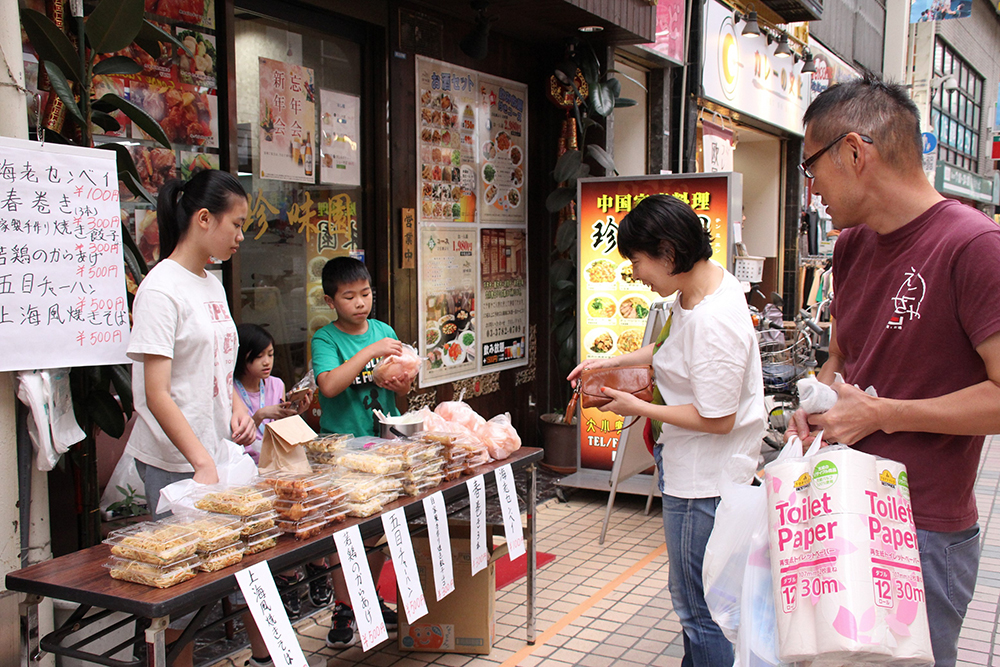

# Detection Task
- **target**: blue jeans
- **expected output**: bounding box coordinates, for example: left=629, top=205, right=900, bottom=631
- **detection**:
left=917, top=524, right=980, bottom=667
left=661, top=494, right=734, bottom=667
left=135, top=460, right=194, bottom=520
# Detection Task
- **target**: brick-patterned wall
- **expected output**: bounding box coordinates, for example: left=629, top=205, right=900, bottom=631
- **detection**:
left=937, top=0, right=1000, bottom=175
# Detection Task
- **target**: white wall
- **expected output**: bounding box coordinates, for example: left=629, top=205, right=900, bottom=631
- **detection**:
left=613, top=61, right=648, bottom=176
left=733, top=132, right=782, bottom=258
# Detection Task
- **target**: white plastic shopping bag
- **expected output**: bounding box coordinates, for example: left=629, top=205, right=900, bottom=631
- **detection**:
left=157, top=440, right=258, bottom=515
left=764, top=440, right=933, bottom=666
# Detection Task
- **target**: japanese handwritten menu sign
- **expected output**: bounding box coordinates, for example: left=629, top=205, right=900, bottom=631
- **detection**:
left=422, top=491, right=455, bottom=601
left=235, top=562, right=308, bottom=667
left=466, top=474, right=489, bottom=576
left=0, top=138, right=129, bottom=372
left=259, top=57, right=316, bottom=183
left=495, top=464, right=525, bottom=559
left=415, top=56, right=530, bottom=387
left=334, top=525, right=388, bottom=650
left=576, top=175, right=735, bottom=470
left=381, top=507, right=428, bottom=624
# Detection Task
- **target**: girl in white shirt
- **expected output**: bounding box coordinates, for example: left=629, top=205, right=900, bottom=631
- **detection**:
left=568, top=194, right=765, bottom=667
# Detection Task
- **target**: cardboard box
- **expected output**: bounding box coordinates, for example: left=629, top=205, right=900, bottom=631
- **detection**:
left=398, top=523, right=508, bottom=654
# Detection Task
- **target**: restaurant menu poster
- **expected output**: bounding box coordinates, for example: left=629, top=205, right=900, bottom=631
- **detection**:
left=479, top=75, right=527, bottom=225
left=259, top=57, right=316, bottom=183
left=576, top=174, right=737, bottom=470
left=320, top=90, right=361, bottom=186
left=419, top=227, right=478, bottom=386
left=479, top=228, right=527, bottom=370
left=416, top=57, right=478, bottom=224
left=0, top=137, right=130, bottom=371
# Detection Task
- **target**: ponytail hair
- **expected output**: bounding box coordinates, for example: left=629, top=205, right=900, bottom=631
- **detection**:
left=156, top=169, right=247, bottom=260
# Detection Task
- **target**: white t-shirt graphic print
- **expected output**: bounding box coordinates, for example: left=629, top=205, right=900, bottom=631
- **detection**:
left=125, top=259, right=238, bottom=472
left=652, top=266, right=765, bottom=498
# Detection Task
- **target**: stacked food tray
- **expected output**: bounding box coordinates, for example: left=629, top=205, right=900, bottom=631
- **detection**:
left=103, top=521, right=201, bottom=588
left=259, top=470, right=340, bottom=540
left=193, top=485, right=280, bottom=555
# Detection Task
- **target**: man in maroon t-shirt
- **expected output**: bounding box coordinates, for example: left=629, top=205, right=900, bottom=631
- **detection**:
left=789, top=72, right=1000, bottom=667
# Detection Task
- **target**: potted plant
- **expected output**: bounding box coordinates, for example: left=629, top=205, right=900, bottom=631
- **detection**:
left=539, top=40, right=636, bottom=473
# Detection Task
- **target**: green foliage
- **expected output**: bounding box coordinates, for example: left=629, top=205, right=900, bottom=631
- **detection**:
left=107, top=484, right=147, bottom=518
left=86, top=0, right=146, bottom=54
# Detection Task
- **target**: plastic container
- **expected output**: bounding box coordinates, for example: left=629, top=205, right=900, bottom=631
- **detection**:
left=334, top=449, right=405, bottom=475
left=197, top=543, right=245, bottom=572
left=239, top=509, right=278, bottom=537
left=104, top=521, right=200, bottom=566
left=105, top=555, right=199, bottom=588
left=401, top=459, right=445, bottom=482
left=168, top=513, right=243, bottom=554
left=303, top=433, right=353, bottom=453
left=277, top=514, right=327, bottom=540
left=402, top=475, right=443, bottom=497
left=243, top=526, right=281, bottom=554
left=326, top=502, right=349, bottom=525
left=193, top=485, right=276, bottom=516
left=345, top=492, right=398, bottom=518
left=337, top=472, right=403, bottom=503
left=378, top=440, right=445, bottom=468
left=274, top=496, right=332, bottom=522
left=257, top=470, right=332, bottom=500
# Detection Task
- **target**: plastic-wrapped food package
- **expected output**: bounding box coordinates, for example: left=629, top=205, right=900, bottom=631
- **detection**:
left=274, top=496, right=333, bottom=521
left=434, top=400, right=486, bottom=432
left=105, top=556, right=199, bottom=588
left=170, top=513, right=243, bottom=554
left=239, top=509, right=278, bottom=537
left=337, top=472, right=403, bottom=504
left=476, top=413, right=522, bottom=460
left=197, top=543, right=245, bottom=572
left=335, top=449, right=406, bottom=475
left=373, top=343, right=422, bottom=386
left=257, top=470, right=332, bottom=500
left=104, top=522, right=200, bottom=566
left=193, top=484, right=276, bottom=516
left=243, top=526, right=281, bottom=554
left=277, top=514, right=328, bottom=540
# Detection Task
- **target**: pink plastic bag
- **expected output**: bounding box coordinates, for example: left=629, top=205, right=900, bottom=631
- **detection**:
left=434, top=400, right=486, bottom=431
left=476, top=413, right=521, bottom=460
left=373, top=343, right=422, bottom=386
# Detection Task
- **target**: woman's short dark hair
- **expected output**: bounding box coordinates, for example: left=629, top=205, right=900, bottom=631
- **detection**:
left=322, top=256, right=371, bottom=298
left=235, top=323, right=275, bottom=381
left=156, top=169, right=247, bottom=260
left=617, top=194, right=713, bottom=274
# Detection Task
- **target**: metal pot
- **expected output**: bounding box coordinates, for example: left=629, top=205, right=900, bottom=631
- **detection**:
left=379, top=420, right=424, bottom=439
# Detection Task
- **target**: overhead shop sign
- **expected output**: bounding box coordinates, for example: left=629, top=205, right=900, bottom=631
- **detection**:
left=702, top=0, right=810, bottom=136
left=935, top=163, right=997, bottom=204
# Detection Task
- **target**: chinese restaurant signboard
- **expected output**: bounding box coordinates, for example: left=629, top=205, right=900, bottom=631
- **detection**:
left=415, top=56, right=529, bottom=387
left=576, top=174, right=739, bottom=470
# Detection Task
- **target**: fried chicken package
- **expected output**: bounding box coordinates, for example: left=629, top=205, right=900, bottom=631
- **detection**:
left=373, top=343, right=423, bottom=386
left=476, top=413, right=521, bottom=460
left=434, top=400, right=486, bottom=432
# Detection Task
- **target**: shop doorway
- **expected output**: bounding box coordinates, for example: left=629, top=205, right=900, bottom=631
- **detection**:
left=732, top=125, right=783, bottom=303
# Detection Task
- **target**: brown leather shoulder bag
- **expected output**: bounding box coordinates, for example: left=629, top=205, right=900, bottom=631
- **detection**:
left=563, top=366, right=655, bottom=426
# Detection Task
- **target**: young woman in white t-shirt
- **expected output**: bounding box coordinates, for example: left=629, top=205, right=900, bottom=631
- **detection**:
left=125, top=170, right=279, bottom=667
left=568, top=195, right=765, bottom=667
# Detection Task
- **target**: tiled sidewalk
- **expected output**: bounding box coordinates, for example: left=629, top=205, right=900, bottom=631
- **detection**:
left=210, top=435, right=1000, bottom=667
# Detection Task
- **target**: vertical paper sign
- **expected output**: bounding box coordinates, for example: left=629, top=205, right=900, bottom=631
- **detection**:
left=422, top=491, right=455, bottom=601
left=235, top=562, right=308, bottom=667
left=478, top=75, right=527, bottom=225
left=259, top=57, right=316, bottom=183
left=334, top=525, right=388, bottom=650
left=380, top=507, right=428, bottom=624
left=319, top=90, right=360, bottom=186
left=0, top=138, right=129, bottom=372
left=466, top=474, right=488, bottom=576
left=495, top=464, right=525, bottom=559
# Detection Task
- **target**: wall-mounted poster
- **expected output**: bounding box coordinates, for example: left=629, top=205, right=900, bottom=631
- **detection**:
left=478, top=75, right=527, bottom=225
left=416, top=58, right=478, bottom=224
left=130, top=80, right=219, bottom=148
left=258, top=57, right=316, bottom=183
left=575, top=174, right=740, bottom=470
left=319, top=90, right=360, bottom=187
left=479, top=228, right=527, bottom=370
left=178, top=29, right=217, bottom=91
left=420, top=228, right=478, bottom=386
left=145, top=0, right=216, bottom=30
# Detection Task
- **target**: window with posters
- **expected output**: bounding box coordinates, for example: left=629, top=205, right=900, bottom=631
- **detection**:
left=233, top=7, right=367, bottom=398
left=576, top=174, right=739, bottom=471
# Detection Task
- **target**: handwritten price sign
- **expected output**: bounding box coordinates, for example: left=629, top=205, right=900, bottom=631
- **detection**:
left=495, top=464, right=525, bottom=559
left=380, top=507, right=428, bottom=624
left=0, top=137, right=129, bottom=372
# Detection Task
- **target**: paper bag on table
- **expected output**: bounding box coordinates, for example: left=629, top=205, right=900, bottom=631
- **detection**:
left=259, top=415, right=315, bottom=473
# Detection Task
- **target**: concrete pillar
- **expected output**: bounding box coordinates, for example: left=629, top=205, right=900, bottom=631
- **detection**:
left=883, top=0, right=912, bottom=83
left=2, top=4, right=54, bottom=666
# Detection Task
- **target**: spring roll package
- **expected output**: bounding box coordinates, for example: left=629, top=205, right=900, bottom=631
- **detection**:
left=764, top=445, right=933, bottom=666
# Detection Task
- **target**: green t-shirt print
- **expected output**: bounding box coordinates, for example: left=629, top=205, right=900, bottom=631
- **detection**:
left=311, top=318, right=401, bottom=437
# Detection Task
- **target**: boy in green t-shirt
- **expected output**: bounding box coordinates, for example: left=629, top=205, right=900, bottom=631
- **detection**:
left=312, top=256, right=412, bottom=437
left=311, top=256, right=411, bottom=648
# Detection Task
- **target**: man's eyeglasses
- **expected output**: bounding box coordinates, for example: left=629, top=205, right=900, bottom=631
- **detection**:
left=799, top=132, right=873, bottom=179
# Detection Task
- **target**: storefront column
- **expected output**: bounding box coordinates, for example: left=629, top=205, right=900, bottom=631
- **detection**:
left=1, top=5, right=53, bottom=664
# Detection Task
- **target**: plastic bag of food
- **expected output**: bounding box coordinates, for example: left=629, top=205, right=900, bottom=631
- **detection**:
left=475, top=413, right=521, bottom=460
left=434, top=400, right=486, bottom=431
left=373, top=343, right=422, bottom=386
left=414, top=407, right=451, bottom=432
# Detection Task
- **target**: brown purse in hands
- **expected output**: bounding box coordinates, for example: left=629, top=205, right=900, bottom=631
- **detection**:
left=563, top=366, right=656, bottom=426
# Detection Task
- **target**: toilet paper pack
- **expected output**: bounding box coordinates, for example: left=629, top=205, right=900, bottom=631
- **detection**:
left=764, top=446, right=933, bottom=666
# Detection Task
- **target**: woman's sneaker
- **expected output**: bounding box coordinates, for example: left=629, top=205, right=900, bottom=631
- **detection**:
left=275, top=573, right=302, bottom=620
left=326, top=602, right=358, bottom=648
left=306, top=563, right=333, bottom=607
